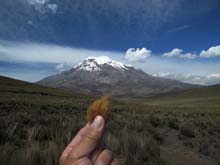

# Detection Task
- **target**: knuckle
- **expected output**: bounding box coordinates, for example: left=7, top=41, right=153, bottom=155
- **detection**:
left=84, top=129, right=100, bottom=142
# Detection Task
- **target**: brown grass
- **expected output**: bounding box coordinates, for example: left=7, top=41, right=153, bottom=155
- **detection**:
left=0, top=77, right=220, bottom=165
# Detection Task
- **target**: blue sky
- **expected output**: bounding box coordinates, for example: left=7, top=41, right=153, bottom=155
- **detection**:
left=0, top=0, right=220, bottom=85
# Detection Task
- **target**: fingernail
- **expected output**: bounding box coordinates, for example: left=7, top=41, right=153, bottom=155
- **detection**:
left=96, top=161, right=106, bottom=165
left=91, top=115, right=104, bottom=129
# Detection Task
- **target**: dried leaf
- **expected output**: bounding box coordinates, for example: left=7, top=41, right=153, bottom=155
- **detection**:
left=87, top=96, right=110, bottom=123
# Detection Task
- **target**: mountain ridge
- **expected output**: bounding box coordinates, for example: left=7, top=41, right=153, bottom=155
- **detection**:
left=38, top=56, right=198, bottom=98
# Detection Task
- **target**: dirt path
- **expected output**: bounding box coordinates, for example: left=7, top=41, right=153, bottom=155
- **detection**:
left=160, top=129, right=217, bottom=165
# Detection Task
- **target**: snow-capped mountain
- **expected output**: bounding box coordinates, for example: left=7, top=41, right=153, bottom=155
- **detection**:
left=38, top=56, right=197, bottom=97
left=74, top=56, right=131, bottom=71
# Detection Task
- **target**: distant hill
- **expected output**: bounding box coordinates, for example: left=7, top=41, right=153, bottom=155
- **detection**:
left=145, top=84, right=220, bottom=107
left=0, top=75, right=82, bottom=97
left=38, top=56, right=197, bottom=98
left=0, top=75, right=93, bottom=106
left=0, top=75, right=219, bottom=108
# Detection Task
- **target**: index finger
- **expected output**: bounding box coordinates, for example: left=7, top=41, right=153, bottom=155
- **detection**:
left=60, top=124, right=88, bottom=162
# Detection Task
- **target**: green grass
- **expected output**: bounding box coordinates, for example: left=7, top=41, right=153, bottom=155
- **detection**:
left=0, top=76, right=220, bottom=165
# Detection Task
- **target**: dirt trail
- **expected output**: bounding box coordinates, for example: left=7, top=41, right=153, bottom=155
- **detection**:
left=160, top=130, right=217, bottom=165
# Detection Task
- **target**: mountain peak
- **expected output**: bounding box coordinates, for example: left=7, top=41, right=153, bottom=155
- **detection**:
left=74, top=56, right=132, bottom=71
left=39, top=55, right=196, bottom=97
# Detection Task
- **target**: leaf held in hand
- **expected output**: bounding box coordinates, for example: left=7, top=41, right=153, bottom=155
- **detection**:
left=87, top=96, right=110, bottom=123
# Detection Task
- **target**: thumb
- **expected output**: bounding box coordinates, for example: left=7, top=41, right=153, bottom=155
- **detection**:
left=68, top=115, right=105, bottom=159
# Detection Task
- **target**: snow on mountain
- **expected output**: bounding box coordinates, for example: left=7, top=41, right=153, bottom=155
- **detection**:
left=74, top=56, right=131, bottom=71
left=38, top=56, right=197, bottom=97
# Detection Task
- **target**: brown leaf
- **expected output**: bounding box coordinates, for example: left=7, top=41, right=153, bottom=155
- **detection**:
left=87, top=95, right=110, bottom=123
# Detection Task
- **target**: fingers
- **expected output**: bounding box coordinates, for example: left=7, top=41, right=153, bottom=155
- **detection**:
left=90, top=143, right=105, bottom=162
left=68, top=115, right=105, bottom=160
left=95, top=149, right=113, bottom=165
left=94, top=149, right=121, bottom=165
left=111, top=159, right=120, bottom=165
left=60, top=125, right=88, bottom=164
left=59, top=115, right=120, bottom=165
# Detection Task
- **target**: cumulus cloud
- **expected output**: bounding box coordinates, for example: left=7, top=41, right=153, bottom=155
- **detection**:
left=154, top=72, right=220, bottom=85
left=56, top=63, right=65, bottom=72
left=162, top=48, right=197, bottom=59
left=200, top=45, right=220, bottom=58
left=125, top=48, right=151, bottom=62
left=1, top=40, right=220, bottom=84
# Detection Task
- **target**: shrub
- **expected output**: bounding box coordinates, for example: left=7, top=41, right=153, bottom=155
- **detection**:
left=168, top=118, right=179, bottom=130
left=180, top=125, right=195, bottom=138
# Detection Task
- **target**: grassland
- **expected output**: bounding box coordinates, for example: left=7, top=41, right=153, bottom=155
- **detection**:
left=0, top=76, right=220, bottom=165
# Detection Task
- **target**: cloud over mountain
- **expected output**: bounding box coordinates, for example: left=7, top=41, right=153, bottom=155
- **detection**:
left=162, top=45, right=220, bottom=59
left=125, top=48, right=151, bottom=62
left=38, top=56, right=196, bottom=97
left=162, top=48, right=197, bottom=59
left=55, top=63, right=65, bottom=72
left=1, top=40, right=220, bottom=85
left=154, top=73, right=220, bottom=85
left=0, top=41, right=118, bottom=65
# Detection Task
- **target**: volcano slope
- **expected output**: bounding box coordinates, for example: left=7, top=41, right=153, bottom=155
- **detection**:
left=38, top=56, right=196, bottom=98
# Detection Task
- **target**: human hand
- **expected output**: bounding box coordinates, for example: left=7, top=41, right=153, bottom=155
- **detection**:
left=60, top=115, right=120, bottom=165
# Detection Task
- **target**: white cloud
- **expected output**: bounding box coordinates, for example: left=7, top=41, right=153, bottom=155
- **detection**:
left=125, top=48, right=151, bottom=62
left=0, top=40, right=122, bottom=65
left=56, top=63, right=65, bottom=72
left=27, top=0, right=58, bottom=14
left=0, top=40, right=124, bottom=82
left=1, top=40, right=220, bottom=84
left=207, top=73, right=220, bottom=79
left=47, top=4, right=58, bottom=14
left=154, top=72, right=220, bottom=85
left=162, top=48, right=197, bottom=59
left=162, top=48, right=182, bottom=57
left=200, top=45, right=220, bottom=58
left=27, top=0, right=49, bottom=5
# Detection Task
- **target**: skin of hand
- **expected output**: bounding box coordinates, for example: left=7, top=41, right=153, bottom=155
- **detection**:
left=60, top=115, right=120, bottom=165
